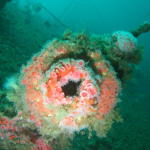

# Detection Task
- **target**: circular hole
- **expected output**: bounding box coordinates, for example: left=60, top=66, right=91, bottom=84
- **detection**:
left=61, top=80, right=81, bottom=97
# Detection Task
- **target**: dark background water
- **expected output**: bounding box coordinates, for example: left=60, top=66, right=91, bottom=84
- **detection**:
left=0, top=0, right=150, bottom=150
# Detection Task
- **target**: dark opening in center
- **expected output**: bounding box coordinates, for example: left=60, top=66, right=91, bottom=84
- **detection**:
left=61, top=80, right=81, bottom=97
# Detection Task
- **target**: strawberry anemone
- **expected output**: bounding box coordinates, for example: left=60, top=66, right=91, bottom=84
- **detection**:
left=20, top=39, right=120, bottom=138
left=0, top=37, right=121, bottom=150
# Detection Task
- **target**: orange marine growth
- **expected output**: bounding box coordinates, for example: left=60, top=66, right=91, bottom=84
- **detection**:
left=0, top=35, right=121, bottom=149
left=19, top=39, right=120, bottom=135
left=98, top=75, right=119, bottom=115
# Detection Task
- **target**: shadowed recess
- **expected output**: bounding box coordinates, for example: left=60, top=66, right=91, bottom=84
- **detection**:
left=61, top=80, right=81, bottom=97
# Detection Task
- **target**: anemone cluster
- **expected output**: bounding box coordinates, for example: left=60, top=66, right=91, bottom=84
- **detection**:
left=0, top=31, right=142, bottom=150
left=20, top=36, right=120, bottom=136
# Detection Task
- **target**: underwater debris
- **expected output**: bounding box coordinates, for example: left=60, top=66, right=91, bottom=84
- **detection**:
left=131, top=22, right=150, bottom=37
left=97, top=30, right=143, bottom=82
left=32, top=2, right=67, bottom=29
left=0, top=32, right=120, bottom=150
left=112, top=31, right=137, bottom=53
left=0, top=22, right=149, bottom=149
